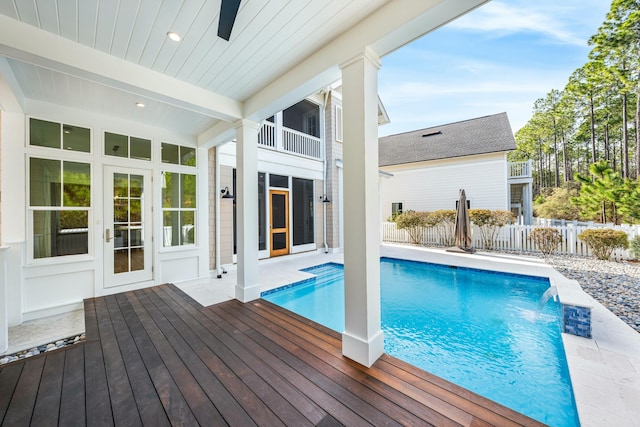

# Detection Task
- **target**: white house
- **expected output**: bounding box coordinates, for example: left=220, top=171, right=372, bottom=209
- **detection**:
left=0, top=0, right=489, bottom=367
left=379, top=113, right=533, bottom=225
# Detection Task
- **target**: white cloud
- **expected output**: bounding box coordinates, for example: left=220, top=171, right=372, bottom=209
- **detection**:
left=377, top=0, right=610, bottom=136
left=450, top=1, right=589, bottom=46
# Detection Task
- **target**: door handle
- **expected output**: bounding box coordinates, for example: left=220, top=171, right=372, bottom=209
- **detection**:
left=106, top=228, right=112, bottom=242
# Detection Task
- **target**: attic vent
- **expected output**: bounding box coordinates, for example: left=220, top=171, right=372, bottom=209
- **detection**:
left=422, top=131, right=442, bottom=137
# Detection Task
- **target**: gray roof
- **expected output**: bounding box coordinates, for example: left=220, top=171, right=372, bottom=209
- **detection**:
left=379, top=112, right=516, bottom=167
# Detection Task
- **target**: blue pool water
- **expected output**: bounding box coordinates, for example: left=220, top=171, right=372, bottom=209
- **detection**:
left=262, top=257, right=579, bottom=427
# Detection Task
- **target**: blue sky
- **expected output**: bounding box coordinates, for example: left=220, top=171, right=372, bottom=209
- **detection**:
left=378, top=0, right=611, bottom=137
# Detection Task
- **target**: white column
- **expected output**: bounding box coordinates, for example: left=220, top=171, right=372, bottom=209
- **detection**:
left=0, top=246, right=9, bottom=354
left=234, top=119, right=261, bottom=302
left=340, top=48, right=384, bottom=367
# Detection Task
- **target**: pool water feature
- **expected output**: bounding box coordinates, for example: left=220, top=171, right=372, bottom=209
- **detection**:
left=262, top=258, right=579, bottom=427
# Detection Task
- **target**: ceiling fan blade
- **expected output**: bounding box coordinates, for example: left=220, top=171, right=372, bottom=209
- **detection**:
left=218, top=0, right=241, bottom=41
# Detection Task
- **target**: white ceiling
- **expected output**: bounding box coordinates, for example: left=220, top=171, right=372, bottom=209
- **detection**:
left=0, top=0, right=488, bottom=141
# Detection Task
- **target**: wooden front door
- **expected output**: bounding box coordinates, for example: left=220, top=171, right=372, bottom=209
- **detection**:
left=269, top=190, right=289, bottom=257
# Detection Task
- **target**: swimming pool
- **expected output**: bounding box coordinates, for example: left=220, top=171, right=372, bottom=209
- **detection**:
left=262, top=257, right=579, bottom=427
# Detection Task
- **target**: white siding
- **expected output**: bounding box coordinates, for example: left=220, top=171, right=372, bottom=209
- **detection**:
left=380, top=153, right=508, bottom=221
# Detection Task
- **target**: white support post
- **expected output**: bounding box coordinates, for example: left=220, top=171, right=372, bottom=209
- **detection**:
left=0, top=246, right=9, bottom=354
left=234, top=119, right=261, bottom=302
left=340, top=48, right=384, bottom=367
left=275, top=111, right=284, bottom=153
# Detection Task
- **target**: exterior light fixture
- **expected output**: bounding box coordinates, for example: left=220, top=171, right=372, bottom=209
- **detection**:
left=221, top=186, right=234, bottom=199
left=167, top=31, right=181, bottom=42
left=135, top=102, right=146, bottom=108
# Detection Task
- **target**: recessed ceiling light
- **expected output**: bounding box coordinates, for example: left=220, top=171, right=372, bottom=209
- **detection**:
left=136, top=102, right=146, bottom=108
left=167, top=31, right=181, bottom=42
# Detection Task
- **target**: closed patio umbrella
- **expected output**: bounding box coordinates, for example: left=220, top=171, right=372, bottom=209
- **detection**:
left=449, top=189, right=474, bottom=253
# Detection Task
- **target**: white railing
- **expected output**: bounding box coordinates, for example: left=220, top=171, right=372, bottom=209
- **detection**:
left=509, top=160, right=532, bottom=179
left=283, top=128, right=322, bottom=159
left=382, top=221, right=640, bottom=260
left=257, top=122, right=322, bottom=160
left=258, top=122, right=276, bottom=149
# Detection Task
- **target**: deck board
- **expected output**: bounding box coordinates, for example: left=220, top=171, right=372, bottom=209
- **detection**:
left=31, top=350, right=64, bottom=427
left=0, top=284, right=547, bottom=427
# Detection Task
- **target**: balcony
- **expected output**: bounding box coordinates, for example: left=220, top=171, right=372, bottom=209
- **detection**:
left=508, top=160, right=532, bottom=180
left=257, top=100, right=323, bottom=161
left=258, top=121, right=322, bottom=161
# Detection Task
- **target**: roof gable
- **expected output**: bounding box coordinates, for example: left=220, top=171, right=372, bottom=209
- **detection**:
left=379, top=112, right=516, bottom=167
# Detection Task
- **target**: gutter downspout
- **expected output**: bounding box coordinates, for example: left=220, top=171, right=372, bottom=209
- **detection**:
left=322, top=88, right=330, bottom=253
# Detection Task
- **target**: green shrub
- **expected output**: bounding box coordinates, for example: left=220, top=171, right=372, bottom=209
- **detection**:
left=629, top=235, right=640, bottom=260
left=395, top=210, right=428, bottom=244
left=387, top=211, right=401, bottom=222
left=578, top=228, right=629, bottom=260
left=425, top=210, right=456, bottom=246
left=469, top=209, right=514, bottom=250
left=533, top=187, right=580, bottom=220
left=529, top=227, right=562, bottom=255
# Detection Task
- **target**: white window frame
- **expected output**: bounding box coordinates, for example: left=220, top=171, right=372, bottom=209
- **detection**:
left=160, top=168, right=198, bottom=248
left=26, top=155, right=94, bottom=264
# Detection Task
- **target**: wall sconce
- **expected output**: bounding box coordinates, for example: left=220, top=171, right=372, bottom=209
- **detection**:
left=221, top=186, right=234, bottom=199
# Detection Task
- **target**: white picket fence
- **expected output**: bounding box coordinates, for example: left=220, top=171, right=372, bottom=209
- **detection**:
left=382, top=221, right=640, bottom=260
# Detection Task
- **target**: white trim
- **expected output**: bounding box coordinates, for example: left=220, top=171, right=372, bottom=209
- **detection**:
left=22, top=301, right=84, bottom=322
left=290, top=243, right=317, bottom=254
left=335, top=104, right=343, bottom=142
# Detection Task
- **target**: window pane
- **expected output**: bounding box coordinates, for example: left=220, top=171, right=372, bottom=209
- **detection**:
left=163, top=211, right=179, bottom=246
left=181, top=211, right=195, bottom=245
left=269, top=174, right=288, bottom=188
left=130, top=137, right=152, bottom=161
left=130, top=175, right=143, bottom=198
left=30, top=158, right=61, bottom=207
left=114, top=199, right=128, bottom=223
left=162, top=172, right=179, bottom=208
left=180, top=146, right=196, bottom=166
left=30, top=118, right=60, bottom=149
left=130, top=199, right=141, bottom=222
left=114, top=173, right=128, bottom=198
left=63, top=125, right=91, bottom=153
left=33, top=210, right=88, bottom=258
left=114, top=225, right=129, bottom=248
left=105, top=132, right=128, bottom=157
left=130, top=248, right=144, bottom=272
left=114, top=249, right=128, bottom=273
left=130, top=223, right=143, bottom=247
left=63, top=161, right=91, bottom=207
left=181, top=174, right=196, bottom=208
left=161, top=143, right=179, bottom=164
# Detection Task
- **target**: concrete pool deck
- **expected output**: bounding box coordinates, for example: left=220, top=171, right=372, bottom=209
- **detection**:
left=5, top=244, right=639, bottom=426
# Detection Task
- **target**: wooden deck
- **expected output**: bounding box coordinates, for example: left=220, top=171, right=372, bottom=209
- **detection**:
left=0, top=284, right=545, bottom=426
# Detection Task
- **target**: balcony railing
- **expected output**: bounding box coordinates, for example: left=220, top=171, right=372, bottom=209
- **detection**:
left=258, top=121, right=276, bottom=149
left=283, top=128, right=322, bottom=159
left=509, top=160, right=532, bottom=179
left=258, top=122, right=322, bottom=160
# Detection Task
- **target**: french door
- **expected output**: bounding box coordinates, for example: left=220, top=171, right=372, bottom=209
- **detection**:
left=269, top=190, right=289, bottom=257
left=104, top=166, right=153, bottom=288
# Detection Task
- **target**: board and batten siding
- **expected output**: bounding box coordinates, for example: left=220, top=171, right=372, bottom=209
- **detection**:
left=380, top=152, right=509, bottom=221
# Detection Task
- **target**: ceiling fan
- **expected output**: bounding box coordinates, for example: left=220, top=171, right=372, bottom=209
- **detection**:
left=218, top=0, right=242, bottom=41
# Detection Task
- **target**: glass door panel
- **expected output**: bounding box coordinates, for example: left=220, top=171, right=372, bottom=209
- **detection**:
left=104, top=166, right=152, bottom=287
